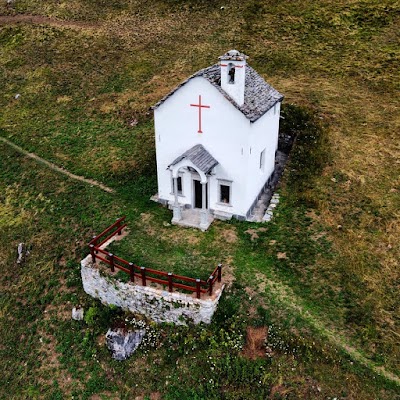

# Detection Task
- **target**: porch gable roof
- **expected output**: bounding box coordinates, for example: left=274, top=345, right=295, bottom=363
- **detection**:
left=169, top=144, right=219, bottom=175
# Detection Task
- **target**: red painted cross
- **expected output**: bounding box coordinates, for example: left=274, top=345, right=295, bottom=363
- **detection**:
left=190, top=95, right=210, bottom=134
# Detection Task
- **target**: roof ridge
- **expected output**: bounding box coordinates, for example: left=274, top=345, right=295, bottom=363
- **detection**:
left=152, top=62, right=283, bottom=122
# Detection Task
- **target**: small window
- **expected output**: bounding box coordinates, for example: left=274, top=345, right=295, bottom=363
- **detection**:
left=260, top=149, right=266, bottom=170
left=220, top=185, right=230, bottom=204
left=228, top=63, right=235, bottom=84
left=177, top=176, right=183, bottom=195
left=171, top=175, right=183, bottom=195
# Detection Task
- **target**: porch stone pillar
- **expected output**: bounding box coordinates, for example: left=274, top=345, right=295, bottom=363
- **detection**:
left=172, top=177, right=182, bottom=222
left=200, top=181, right=208, bottom=230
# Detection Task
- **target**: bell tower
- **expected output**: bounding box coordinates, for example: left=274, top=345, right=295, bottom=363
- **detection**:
left=219, top=50, right=248, bottom=107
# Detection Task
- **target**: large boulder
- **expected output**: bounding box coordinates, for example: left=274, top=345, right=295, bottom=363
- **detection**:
left=106, top=328, right=145, bottom=361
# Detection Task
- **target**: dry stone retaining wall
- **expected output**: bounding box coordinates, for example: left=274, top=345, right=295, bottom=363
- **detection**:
left=81, top=255, right=224, bottom=325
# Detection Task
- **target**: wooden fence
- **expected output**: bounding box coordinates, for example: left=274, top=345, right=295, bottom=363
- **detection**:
left=88, top=217, right=222, bottom=299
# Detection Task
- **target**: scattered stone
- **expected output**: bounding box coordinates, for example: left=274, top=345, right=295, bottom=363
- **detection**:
left=269, top=240, right=276, bottom=245
left=262, top=214, right=271, bottom=222
left=129, top=118, right=138, bottom=127
left=270, top=198, right=279, bottom=204
left=15, top=93, right=21, bottom=99
left=106, top=328, right=145, bottom=361
left=337, top=224, right=343, bottom=230
left=72, top=306, right=84, bottom=321
left=269, top=203, right=277, bottom=209
left=16, top=242, right=30, bottom=264
left=277, top=252, right=287, bottom=260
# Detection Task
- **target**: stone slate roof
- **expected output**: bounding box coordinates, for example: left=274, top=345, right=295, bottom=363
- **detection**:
left=152, top=64, right=284, bottom=123
left=169, top=144, right=219, bottom=174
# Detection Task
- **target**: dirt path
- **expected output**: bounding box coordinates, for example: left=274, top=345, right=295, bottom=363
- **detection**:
left=256, top=273, right=400, bottom=386
left=0, top=14, right=101, bottom=30
left=0, top=136, right=114, bottom=193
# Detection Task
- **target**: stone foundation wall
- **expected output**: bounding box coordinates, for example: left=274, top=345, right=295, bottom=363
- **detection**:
left=81, top=255, right=224, bottom=325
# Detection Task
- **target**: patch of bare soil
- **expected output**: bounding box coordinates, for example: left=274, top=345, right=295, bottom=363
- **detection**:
left=223, top=227, right=238, bottom=243
left=245, top=228, right=259, bottom=240
left=242, top=326, right=268, bottom=360
left=245, top=227, right=268, bottom=241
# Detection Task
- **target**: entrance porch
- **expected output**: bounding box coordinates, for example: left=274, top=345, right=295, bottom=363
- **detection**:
left=168, top=144, right=219, bottom=231
left=171, top=207, right=214, bottom=231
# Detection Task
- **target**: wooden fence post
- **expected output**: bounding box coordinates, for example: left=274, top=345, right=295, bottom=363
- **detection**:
left=108, top=253, right=115, bottom=272
left=208, top=275, right=214, bottom=296
left=217, top=264, right=222, bottom=282
left=117, top=218, right=122, bottom=235
left=196, top=279, right=201, bottom=299
left=93, top=236, right=98, bottom=253
left=89, top=245, right=96, bottom=263
left=129, top=262, right=134, bottom=282
left=141, top=267, right=146, bottom=286
left=168, top=273, right=173, bottom=292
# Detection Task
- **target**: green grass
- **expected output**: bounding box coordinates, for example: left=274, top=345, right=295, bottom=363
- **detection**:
left=0, top=0, right=399, bottom=398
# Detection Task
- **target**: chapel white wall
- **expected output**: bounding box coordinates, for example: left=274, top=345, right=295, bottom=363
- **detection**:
left=244, top=101, right=281, bottom=212
left=154, top=77, right=252, bottom=216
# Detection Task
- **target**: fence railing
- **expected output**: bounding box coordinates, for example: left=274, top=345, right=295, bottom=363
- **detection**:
left=88, top=217, right=222, bottom=299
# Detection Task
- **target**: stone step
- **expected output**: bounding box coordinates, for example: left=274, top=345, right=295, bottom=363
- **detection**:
left=213, top=210, right=233, bottom=221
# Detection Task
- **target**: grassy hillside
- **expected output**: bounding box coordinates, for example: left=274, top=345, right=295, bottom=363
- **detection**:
left=0, top=0, right=399, bottom=398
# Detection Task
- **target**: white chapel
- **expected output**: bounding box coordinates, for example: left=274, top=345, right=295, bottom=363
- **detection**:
left=152, top=50, right=284, bottom=230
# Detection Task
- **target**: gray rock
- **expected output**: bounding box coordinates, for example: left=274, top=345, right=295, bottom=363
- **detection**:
left=262, top=214, right=272, bottom=222
left=72, top=307, right=84, bottom=321
left=106, top=328, right=145, bottom=360
left=17, top=243, right=30, bottom=264
left=270, top=198, right=279, bottom=204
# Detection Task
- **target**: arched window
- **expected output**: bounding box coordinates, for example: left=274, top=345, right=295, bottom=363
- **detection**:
left=228, top=63, right=235, bottom=84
